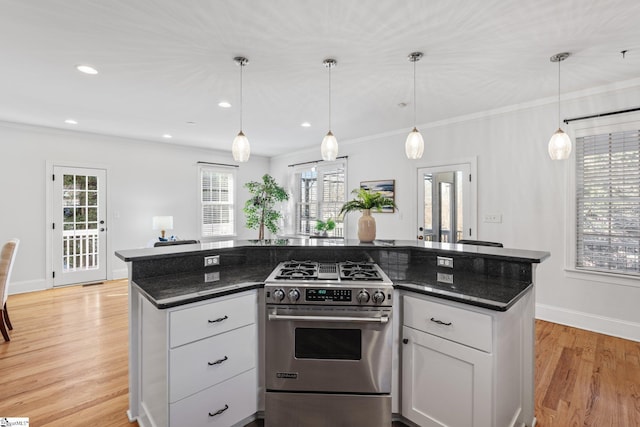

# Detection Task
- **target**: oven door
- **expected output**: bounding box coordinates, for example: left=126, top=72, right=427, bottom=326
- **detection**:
left=265, top=305, right=392, bottom=394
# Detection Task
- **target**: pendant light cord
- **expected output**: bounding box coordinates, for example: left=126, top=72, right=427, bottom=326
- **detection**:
left=239, top=62, right=244, bottom=131
left=328, top=64, right=332, bottom=131
left=557, top=58, right=561, bottom=129
left=413, top=58, right=417, bottom=128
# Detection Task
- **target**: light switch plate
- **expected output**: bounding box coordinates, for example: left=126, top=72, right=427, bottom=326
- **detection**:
left=483, top=214, right=502, bottom=223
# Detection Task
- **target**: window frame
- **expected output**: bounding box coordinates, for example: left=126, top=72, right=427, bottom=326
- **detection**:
left=290, top=159, right=347, bottom=237
left=198, top=164, right=237, bottom=240
left=565, top=115, right=640, bottom=286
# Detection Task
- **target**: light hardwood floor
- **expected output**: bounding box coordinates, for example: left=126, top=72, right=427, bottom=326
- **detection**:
left=1, top=279, right=639, bottom=426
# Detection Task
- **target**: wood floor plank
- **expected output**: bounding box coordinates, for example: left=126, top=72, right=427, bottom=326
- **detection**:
left=2, top=284, right=640, bottom=426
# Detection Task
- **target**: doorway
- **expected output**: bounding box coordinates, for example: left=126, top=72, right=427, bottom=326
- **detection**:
left=417, top=162, right=476, bottom=243
left=51, top=166, right=108, bottom=286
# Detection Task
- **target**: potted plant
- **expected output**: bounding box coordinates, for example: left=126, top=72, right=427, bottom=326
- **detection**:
left=243, top=174, right=289, bottom=240
left=315, top=217, right=336, bottom=237
left=339, top=188, right=397, bottom=242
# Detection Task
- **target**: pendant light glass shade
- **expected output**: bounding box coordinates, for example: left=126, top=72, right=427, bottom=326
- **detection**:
left=321, top=131, right=338, bottom=161
left=321, top=59, right=338, bottom=161
left=548, top=128, right=571, bottom=160
left=232, top=130, right=250, bottom=162
left=232, top=56, right=250, bottom=162
left=405, top=127, right=425, bottom=159
left=406, top=52, right=424, bottom=159
left=548, top=52, right=571, bottom=160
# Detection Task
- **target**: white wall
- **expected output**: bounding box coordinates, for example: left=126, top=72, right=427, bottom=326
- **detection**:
left=0, top=122, right=270, bottom=293
left=270, top=79, right=640, bottom=341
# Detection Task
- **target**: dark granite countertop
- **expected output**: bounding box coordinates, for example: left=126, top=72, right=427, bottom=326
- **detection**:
left=133, top=264, right=272, bottom=309
left=132, top=263, right=532, bottom=311
left=115, top=239, right=550, bottom=264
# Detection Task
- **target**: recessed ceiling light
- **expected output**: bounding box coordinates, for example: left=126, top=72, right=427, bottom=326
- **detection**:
left=301, top=122, right=311, bottom=127
left=64, top=119, right=78, bottom=125
left=162, top=134, right=172, bottom=139
left=76, top=64, right=98, bottom=75
left=218, top=101, right=232, bottom=108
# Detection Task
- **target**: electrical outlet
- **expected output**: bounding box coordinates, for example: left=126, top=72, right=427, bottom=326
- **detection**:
left=204, top=255, right=220, bottom=267
left=437, top=272, right=454, bottom=284
left=204, top=271, right=220, bottom=282
left=437, top=256, right=454, bottom=268
left=483, top=214, right=502, bottom=223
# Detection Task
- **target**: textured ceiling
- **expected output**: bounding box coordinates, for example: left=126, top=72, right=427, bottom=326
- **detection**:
left=1, top=0, right=639, bottom=157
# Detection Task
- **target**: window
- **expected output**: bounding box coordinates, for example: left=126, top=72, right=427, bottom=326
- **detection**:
left=292, top=160, right=346, bottom=237
left=200, top=165, right=235, bottom=238
left=576, top=128, right=640, bottom=275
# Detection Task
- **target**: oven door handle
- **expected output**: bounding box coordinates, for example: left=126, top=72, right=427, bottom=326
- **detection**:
left=268, top=313, right=390, bottom=324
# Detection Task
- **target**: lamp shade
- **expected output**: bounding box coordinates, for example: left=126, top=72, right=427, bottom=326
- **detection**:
left=405, top=127, right=424, bottom=159
left=232, top=131, right=250, bottom=162
left=152, top=216, right=173, bottom=231
left=321, top=131, right=339, bottom=161
left=548, top=128, right=572, bottom=160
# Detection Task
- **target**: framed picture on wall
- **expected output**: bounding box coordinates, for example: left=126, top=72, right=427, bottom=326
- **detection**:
left=360, top=179, right=395, bottom=213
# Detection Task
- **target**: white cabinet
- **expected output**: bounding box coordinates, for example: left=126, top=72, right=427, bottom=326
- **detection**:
left=401, top=293, right=531, bottom=427
left=137, top=291, right=258, bottom=427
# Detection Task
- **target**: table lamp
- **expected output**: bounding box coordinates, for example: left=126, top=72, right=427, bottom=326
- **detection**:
left=152, top=216, right=173, bottom=239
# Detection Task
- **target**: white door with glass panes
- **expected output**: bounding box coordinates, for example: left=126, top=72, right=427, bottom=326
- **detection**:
left=52, top=166, right=107, bottom=286
left=417, top=163, right=474, bottom=243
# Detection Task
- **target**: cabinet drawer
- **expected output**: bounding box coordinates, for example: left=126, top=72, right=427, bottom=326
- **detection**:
left=170, top=292, right=256, bottom=348
left=403, top=295, right=492, bottom=352
left=170, top=368, right=257, bottom=427
left=170, top=323, right=257, bottom=403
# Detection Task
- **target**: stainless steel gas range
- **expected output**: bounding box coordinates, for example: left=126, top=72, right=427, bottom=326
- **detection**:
left=264, top=260, right=393, bottom=427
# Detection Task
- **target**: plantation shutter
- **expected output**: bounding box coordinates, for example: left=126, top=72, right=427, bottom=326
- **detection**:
left=576, top=128, right=640, bottom=275
left=201, top=166, right=235, bottom=237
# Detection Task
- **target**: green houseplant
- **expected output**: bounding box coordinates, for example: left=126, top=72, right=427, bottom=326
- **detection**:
left=339, top=188, right=397, bottom=242
left=315, top=217, right=336, bottom=236
left=243, top=174, right=289, bottom=240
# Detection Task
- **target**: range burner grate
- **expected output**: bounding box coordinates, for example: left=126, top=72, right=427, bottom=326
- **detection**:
left=339, top=261, right=383, bottom=281
left=274, top=260, right=318, bottom=280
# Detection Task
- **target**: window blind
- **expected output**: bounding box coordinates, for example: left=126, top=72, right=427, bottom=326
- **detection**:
left=201, top=167, right=235, bottom=237
left=576, top=129, right=640, bottom=275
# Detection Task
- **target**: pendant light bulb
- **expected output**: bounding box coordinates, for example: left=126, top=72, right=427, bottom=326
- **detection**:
left=548, top=52, right=571, bottom=160
left=406, top=52, right=424, bottom=160
left=232, top=56, right=250, bottom=162
left=321, top=59, right=338, bottom=161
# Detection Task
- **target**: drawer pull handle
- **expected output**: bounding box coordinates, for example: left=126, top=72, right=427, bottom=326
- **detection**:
left=209, top=404, right=229, bottom=417
left=208, top=355, right=228, bottom=366
left=430, top=317, right=452, bottom=326
left=208, top=315, right=228, bottom=324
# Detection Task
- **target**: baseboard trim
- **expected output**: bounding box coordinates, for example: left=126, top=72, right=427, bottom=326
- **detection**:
left=112, top=268, right=128, bottom=280
left=536, top=303, right=640, bottom=342
left=9, top=279, right=49, bottom=295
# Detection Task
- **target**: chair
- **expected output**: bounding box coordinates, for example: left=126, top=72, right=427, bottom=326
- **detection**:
left=1, top=238, right=19, bottom=342
left=457, top=239, right=503, bottom=248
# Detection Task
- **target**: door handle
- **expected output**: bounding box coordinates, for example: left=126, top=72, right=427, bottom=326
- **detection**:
left=100, top=228, right=105, bottom=232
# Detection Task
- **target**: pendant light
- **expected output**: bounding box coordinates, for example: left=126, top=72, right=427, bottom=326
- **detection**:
left=548, top=52, right=571, bottom=160
left=321, top=58, right=338, bottom=161
left=405, top=52, right=424, bottom=159
left=232, top=56, right=250, bottom=162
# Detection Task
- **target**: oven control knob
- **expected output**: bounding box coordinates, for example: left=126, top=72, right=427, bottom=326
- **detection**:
left=373, top=291, right=386, bottom=304
left=273, top=289, right=286, bottom=302
left=288, top=289, right=300, bottom=302
left=357, top=290, right=370, bottom=304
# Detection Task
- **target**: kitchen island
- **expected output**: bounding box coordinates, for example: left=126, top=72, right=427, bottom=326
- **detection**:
left=116, top=239, right=549, bottom=427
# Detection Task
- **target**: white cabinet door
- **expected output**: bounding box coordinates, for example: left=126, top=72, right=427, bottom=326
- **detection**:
left=402, top=326, right=492, bottom=427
